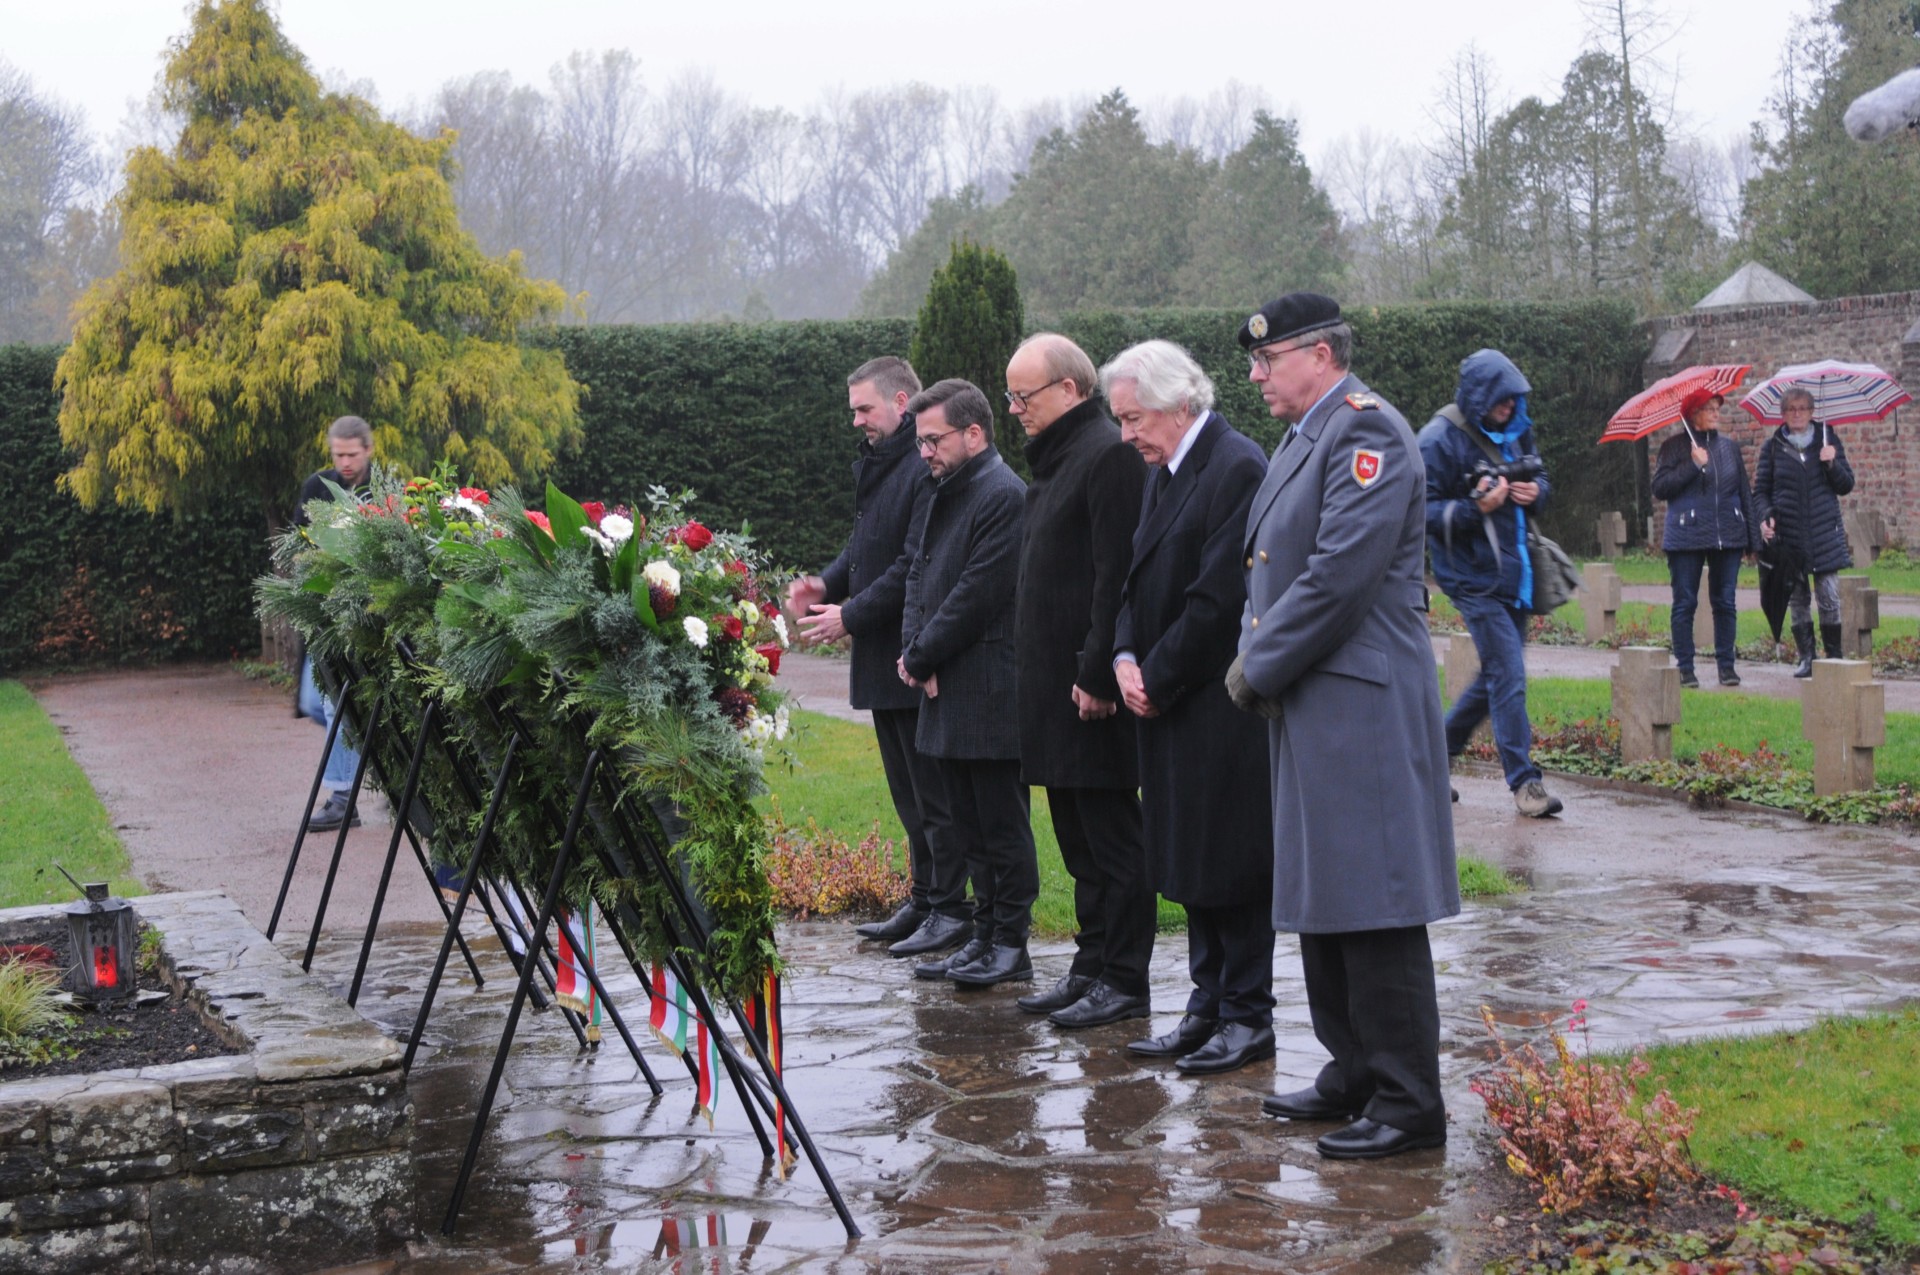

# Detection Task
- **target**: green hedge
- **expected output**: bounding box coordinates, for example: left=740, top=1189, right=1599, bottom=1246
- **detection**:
left=0, top=345, right=269, bottom=673
left=1, top=301, right=1647, bottom=668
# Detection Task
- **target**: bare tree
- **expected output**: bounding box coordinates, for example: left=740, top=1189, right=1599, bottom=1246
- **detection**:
left=0, top=61, right=105, bottom=342
left=851, top=83, right=951, bottom=253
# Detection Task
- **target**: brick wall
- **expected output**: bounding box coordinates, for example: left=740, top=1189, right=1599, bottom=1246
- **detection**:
left=1643, top=290, right=1920, bottom=549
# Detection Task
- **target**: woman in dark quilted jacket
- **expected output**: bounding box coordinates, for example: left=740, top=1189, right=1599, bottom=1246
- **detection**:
left=1753, top=386, right=1855, bottom=677
left=1651, top=389, right=1755, bottom=687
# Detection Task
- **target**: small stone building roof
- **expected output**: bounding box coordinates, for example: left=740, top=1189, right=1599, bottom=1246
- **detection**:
left=1693, top=261, right=1815, bottom=310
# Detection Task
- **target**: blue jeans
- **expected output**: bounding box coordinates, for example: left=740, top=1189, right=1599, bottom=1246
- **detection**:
left=1445, top=593, right=1541, bottom=790
left=298, top=656, right=363, bottom=791
left=1667, top=549, right=1741, bottom=673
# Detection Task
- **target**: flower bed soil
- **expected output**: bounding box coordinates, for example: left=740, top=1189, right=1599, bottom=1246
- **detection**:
left=1452, top=1136, right=1911, bottom=1273
left=0, top=920, right=245, bottom=1080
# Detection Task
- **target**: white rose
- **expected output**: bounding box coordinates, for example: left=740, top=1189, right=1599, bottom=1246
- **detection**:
left=600, top=513, right=634, bottom=545
left=644, top=561, right=681, bottom=596
left=682, top=616, right=709, bottom=648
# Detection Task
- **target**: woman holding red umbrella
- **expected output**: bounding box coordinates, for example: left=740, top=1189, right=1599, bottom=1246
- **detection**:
left=1651, top=388, right=1755, bottom=687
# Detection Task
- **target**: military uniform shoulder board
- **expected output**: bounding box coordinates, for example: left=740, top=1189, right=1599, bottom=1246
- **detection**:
left=1344, top=392, right=1379, bottom=410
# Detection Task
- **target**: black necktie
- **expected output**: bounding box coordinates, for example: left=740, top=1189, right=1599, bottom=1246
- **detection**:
left=1145, top=466, right=1171, bottom=515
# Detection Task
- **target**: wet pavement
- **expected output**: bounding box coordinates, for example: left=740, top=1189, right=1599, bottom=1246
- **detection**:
left=25, top=664, right=1920, bottom=1272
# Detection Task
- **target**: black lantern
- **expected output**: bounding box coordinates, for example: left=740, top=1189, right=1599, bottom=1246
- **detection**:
left=63, top=881, right=137, bottom=1002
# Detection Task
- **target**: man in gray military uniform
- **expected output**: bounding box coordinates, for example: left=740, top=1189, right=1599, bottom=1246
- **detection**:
left=1226, top=292, right=1459, bottom=1161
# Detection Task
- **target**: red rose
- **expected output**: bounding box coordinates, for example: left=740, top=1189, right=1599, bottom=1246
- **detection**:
left=760, top=600, right=779, bottom=618
left=675, top=521, right=714, bottom=551
left=715, top=614, right=744, bottom=642
left=525, top=510, right=553, bottom=536
left=458, top=487, right=491, bottom=505
left=756, top=643, right=782, bottom=676
left=580, top=501, right=605, bottom=525
left=725, top=559, right=749, bottom=577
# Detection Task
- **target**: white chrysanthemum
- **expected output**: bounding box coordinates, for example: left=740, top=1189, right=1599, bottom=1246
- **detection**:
left=583, top=526, right=613, bottom=554
left=682, top=616, right=709, bottom=647
left=441, top=494, right=488, bottom=519
left=771, top=613, right=789, bottom=647
left=773, top=705, right=790, bottom=741
left=600, top=513, right=634, bottom=545
left=644, top=561, right=681, bottom=596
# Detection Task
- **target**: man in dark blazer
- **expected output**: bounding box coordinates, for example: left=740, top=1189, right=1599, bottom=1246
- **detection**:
left=1228, top=293, right=1460, bottom=1160
left=898, top=379, right=1039, bottom=988
left=1103, top=340, right=1277, bottom=1076
left=1005, top=333, right=1153, bottom=1029
left=790, top=357, right=969, bottom=957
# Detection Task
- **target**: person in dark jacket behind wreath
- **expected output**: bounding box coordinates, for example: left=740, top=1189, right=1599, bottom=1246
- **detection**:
left=1651, top=388, right=1755, bottom=687
left=1104, top=340, right=1277, bottom=1076
left=295, top=415, right=375, bottom=832
left=1005, top=333, right=1154, bottom=1029
left=1753, top=386, right=1856, bottom=677
left=897, top=379, right=1040, bottom=989
left=789, top=357, right=969, bottom=954
left=1416, top=349, right=1562, bottom=819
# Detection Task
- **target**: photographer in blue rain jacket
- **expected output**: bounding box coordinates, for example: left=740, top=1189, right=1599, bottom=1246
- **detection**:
left=1416, top=349, right=1563, bottom=819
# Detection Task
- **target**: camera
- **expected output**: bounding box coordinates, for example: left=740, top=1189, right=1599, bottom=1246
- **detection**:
left=1469, top=454, right=1545, bottom=488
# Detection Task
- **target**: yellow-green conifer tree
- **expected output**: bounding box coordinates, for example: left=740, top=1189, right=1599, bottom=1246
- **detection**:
left=56, top=0, right=580, bottom=524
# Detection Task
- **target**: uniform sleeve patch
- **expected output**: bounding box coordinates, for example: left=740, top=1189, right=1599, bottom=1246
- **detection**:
left=1351, top=449, right=1383, bottom=488
left=1344, top=392, right=1379, bottom=410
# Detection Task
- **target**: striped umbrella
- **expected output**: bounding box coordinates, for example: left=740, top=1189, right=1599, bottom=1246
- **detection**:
left=1599, top=364, right=1751, bottom=444
left=1738, top=359, right=1911, bottom=427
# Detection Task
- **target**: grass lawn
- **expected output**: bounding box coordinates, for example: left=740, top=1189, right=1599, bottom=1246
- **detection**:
left=1640, top=1009, right=1920, bottom=1250
left=765, top=708, right=1514, bottom=937
left=1523, top=676, right=1920, bottom=785
left=0, top=682, right=140, bottom=909
left=1589, top=553, right=1920, bottom=597
left=1559, top=600, right=1920, bottom=647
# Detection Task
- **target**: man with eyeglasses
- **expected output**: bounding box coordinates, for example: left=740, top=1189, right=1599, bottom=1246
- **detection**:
left=896, top=379, right=1039, bottom=988
left=1003, top=333, right=1154, bottom=1030
left=1227, top=293, right=1458, bottom=1161
left=788, top=357, right=970, bottom=957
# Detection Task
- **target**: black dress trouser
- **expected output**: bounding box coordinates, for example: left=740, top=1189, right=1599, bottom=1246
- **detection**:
left=1297, top=925, right=1445, bottom=1135
left=921, top=757, right=1038, bottom=945
left=1047, top=785, right=1154, bottom=997
left=1183, top=901, right=1276, bottom=1026
left=871, top=706, right=968, bottom=917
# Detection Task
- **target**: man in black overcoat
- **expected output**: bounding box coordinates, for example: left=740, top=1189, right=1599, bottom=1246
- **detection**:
left=1005, top=334, right=1154, bottom=1028
left=1104, top=340, right=1277, bottom=1075
left=789, top=357, right=969, bottom=956
left=897, top=379, right=1040, bottom=988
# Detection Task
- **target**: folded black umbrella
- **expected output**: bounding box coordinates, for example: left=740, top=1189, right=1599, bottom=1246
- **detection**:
left=1757, top=539, right=1797, bottom=642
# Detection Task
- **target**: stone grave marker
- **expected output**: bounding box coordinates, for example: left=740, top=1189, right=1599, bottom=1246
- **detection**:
left=1838, top=575, right=1879, bottom=660
left=1595, top=511, right=1628, bottom=559
left=1580, top=562, right=1621, bottom=641
left=1803, top=659, right=1884, bottom=794
left=1611, top=646, right=1680, bottom=762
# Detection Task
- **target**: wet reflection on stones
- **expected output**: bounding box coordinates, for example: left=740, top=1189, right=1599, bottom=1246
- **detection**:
left=276, top=784, right=1920, bottom=1272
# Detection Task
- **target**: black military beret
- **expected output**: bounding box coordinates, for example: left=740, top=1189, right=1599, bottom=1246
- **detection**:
left=1238, top=292, right=1342, bottom=350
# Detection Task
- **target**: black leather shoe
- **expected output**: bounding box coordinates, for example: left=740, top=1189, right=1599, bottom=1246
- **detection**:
left=1678, top=668, right=1699, bottom=688
left=1048, top=981, right=1150, bottom=1027
left=889, top=911, right=970, bottom=958
left=1176, top=1022, right=1276, bottom=1075
left=1315, top=1117, right=1446, bottom=1160
left=915, top=937, right=990, bottom=980
left=307, top=791, right=361, bottom=832
left=1016, top=973, right=1093, bottom=1015
left=856, top=901, right=927, bottom=941
left=1127, top=1014, right=1218, bottom=1057
left=1261, top=1085, right=1361, bottom=1121
left=1718, top=668, right=1741, bottom=687
left=945, top=943, right=1033, bottom=987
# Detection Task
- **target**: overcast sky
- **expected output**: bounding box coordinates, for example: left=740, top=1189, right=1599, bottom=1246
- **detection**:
left=9, top=0, right=1809, bottom=163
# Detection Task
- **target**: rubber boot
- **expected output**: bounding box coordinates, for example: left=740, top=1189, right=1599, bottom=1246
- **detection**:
left=1820, top=622, right=1844, bottom=660
left=1791, top=622, right=1815, bottom=679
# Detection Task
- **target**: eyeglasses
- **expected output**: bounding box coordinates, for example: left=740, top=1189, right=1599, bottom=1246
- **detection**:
left=1249, top=343, right=1313, bottom=375
left=1004, top=378, right=1063, bottom=410
left=916, top=428, right=961, bottom=452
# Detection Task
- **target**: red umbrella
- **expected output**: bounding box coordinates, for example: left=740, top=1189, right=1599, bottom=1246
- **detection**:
left=1599, top=364, right=1751, bottom=444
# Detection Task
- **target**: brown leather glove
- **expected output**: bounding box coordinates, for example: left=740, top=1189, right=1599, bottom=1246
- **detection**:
left=1225, top=652, right=1283, bottom=720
